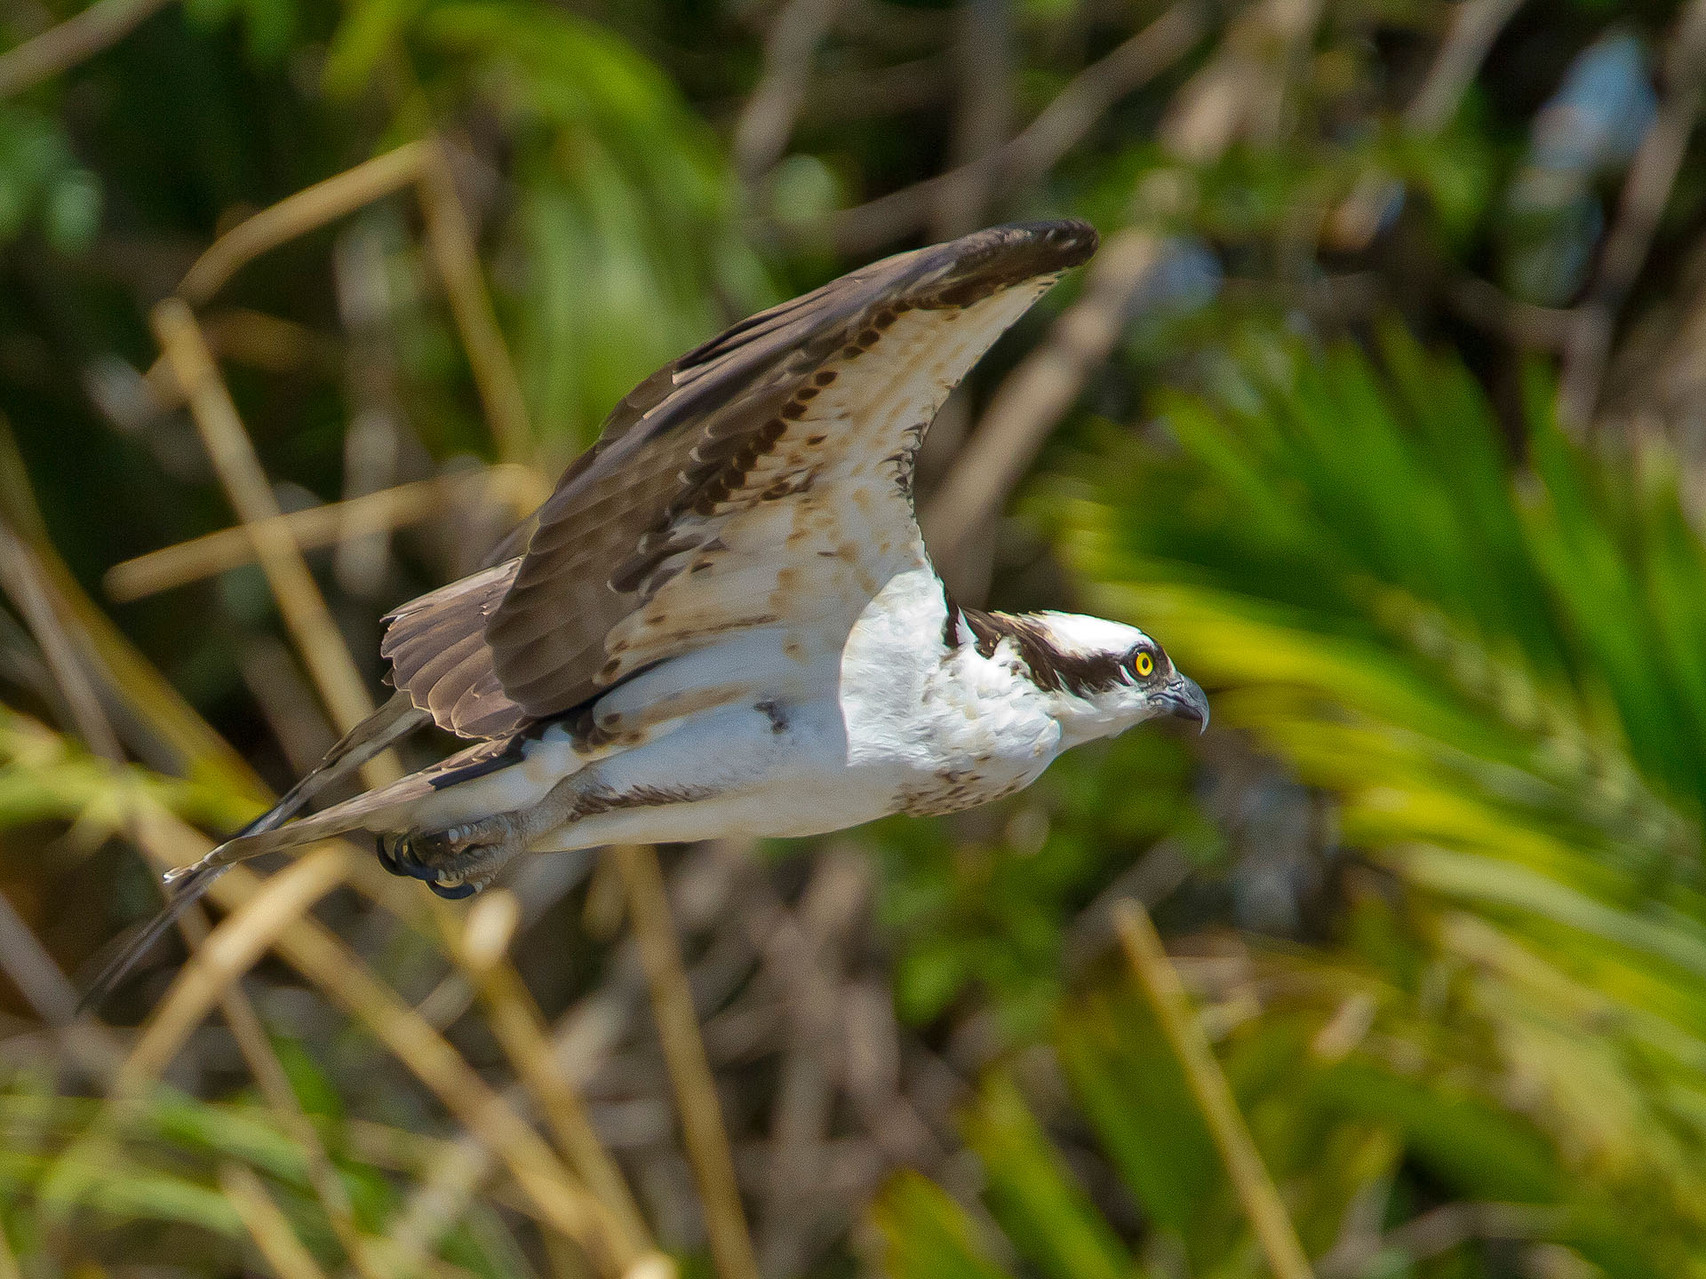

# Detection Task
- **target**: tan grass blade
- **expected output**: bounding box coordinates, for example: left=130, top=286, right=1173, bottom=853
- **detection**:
left=613, top=844, right=760, bottom=1279
left=222, top=1161, right=335, bottom=1279
left=1114, top=901, right=1316, bottom=1279
left=150, top=299, right=400, bottom=785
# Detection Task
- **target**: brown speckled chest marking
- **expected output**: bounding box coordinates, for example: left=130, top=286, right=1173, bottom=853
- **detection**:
left=896, top=767, right=1032, bottom=817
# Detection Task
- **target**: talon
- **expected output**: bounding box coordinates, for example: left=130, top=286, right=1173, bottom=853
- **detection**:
left=429, top=878, right=478, bottom=900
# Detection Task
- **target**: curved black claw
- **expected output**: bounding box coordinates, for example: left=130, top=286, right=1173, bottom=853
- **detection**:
left=376, top=834, right=402, bottom=876
left=377, top=832, right=451, bottom=883
left=428, top=878, right=479, bottom=900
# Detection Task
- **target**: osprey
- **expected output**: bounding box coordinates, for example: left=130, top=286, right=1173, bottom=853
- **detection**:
left=89, top=220, right=1206, bottom=1001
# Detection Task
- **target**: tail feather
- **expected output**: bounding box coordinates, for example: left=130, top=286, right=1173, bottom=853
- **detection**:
left=78, top=693, right=429, bottom=1015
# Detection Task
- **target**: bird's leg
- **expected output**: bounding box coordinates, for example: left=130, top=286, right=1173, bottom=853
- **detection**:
left=378, top=775, right=588, bottom=900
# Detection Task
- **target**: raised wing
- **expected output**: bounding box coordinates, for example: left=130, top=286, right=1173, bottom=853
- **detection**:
left=382, top=220, right=1097, bottom=737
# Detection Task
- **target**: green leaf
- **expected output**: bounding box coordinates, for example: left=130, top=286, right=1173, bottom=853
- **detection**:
left=871, top=1171, right=1014, bottom=1279
left=961, top=1073, right=1144, bottom=1279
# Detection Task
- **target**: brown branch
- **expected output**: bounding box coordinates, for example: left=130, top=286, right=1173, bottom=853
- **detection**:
left=930, top=0, right=1012, bottom=241
left=221, top=1163, right=333, bottom=1279
left=1327, top=0, right=1525, bottom=250
left=1405, top=0, right=1526, bottom=132
left=1559, top=0, right=1706, bottom=433
left=0, top=0, right=171, bottom=98
left=446, top=893, right=656, bottom=1267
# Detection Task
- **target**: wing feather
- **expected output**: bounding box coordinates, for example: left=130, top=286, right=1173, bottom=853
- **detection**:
left=381, top=220, right=1097, bottom=736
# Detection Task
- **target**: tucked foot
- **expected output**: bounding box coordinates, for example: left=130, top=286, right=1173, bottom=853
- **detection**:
left=377, top=815, right=526, bottom=898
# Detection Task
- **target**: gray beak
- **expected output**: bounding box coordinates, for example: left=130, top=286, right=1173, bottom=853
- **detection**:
left=1157, top=673, right=1209, bottom=733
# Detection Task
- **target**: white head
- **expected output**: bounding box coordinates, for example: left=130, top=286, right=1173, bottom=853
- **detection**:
left=965, top=610, right=1209, bottom=748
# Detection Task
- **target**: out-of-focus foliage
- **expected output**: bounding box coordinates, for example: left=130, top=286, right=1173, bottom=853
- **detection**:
left=9, top=0, right=1706, bottom=1273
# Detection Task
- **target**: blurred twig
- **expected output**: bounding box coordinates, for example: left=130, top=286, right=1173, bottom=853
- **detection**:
left=930, top=0, right=1011, bottom=241
left=391, top=916, right=650, bottom=1258
left=151, top=298, right=400, bottom=783
left=104, top=466, right=544, bottom=602
left=0, top=0, right=172, bottom=97
left=214, top=951, right=396, bottom=1279
left=612, top=844, right=760, bottom=1279
left=1328, top=0, right=1524, bottom=249
left=734, top=0, right=850, bottom=191
left=0, top=885, right=80, bottom=1026
left=1406, top=0, right=1525, bottom=132
left=923, top=229, right=1165, bottom=591
left=0, top=420, right=262, bottom=792
left=829, top=4, right=1200, bottom=253
left=1318, top=1201, right=1565, bottom=1279
left=1559, top=0, right=1706, bottom=433
left=1115, top=901, right=1315, bottom=1279
left=0, top=519, right=122, bottom=761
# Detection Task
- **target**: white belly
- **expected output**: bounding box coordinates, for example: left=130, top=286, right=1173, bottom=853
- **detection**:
left=403, top=566, right=1066, bottom=852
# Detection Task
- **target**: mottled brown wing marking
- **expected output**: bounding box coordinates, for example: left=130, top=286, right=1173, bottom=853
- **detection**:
left=590, top=287, right=1063, bottom=691
left=380, top=220, right=1098, bottom=736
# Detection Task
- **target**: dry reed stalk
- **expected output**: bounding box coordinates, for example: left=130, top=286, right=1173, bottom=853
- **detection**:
left=221, top=1161, right=336, bottom=1279
left=611, top=844, right=760, bottom=1279
left=116, top=847, right=354, bottom=1092
left=0, top=520, right=124, bottom=761
left=0, top=422, right=260, bottom=791
left=211, top=951, right=397, bottom=1279
left=0, top=0, right=173, bottom=97
left=124, top=803, right=626, bottom=1269
left=178, top=144, right=429, bottom=306
left=173, top=140, right=533, bottom=463
left=104, top=465, right=545, bottom=602
left=1114, top=901, right=1315, bottom=1279
left=140, top=872, right=395, bottom=1278
left=150, top=299, right=400, bottom=784
left=417, top=146, right=535, bottom=464
left=445, top=895, right=656, bottom=1264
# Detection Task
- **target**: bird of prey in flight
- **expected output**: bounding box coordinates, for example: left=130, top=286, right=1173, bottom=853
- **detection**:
left=88, top=219, right=1207, bottom=1004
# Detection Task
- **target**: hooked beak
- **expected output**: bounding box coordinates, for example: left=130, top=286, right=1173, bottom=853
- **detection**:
left=1157, top=673, right=1209, bottom=733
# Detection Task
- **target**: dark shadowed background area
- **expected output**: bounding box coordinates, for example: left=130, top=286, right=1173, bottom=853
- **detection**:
left=3, top=0, right=1706, bottom=1274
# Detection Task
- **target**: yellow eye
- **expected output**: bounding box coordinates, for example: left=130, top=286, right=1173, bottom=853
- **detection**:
left=1133, top=651, right=1154, bottom=678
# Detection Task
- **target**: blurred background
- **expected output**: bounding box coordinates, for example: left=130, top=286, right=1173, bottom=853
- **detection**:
left=4, top=0, right=1706, bottom=1273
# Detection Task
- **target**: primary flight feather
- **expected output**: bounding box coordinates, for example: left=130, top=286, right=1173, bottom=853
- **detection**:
left=86, top=219, right=1207, bottom=1006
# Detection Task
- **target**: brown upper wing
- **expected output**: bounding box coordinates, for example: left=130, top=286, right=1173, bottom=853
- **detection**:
left=381, top=220, right=1097, bottom=737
